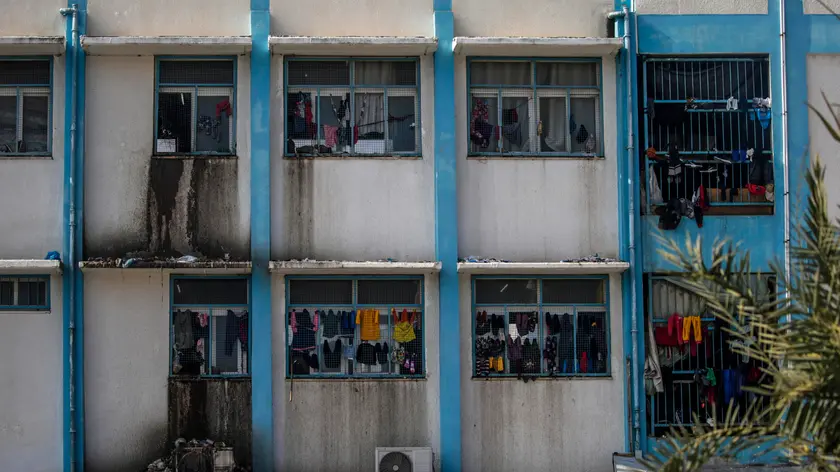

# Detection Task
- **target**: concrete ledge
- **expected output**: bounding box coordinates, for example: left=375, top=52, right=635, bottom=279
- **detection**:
left=0, top=259, right=62, bottom=274
left=0, top=36, right=65, bottom=55
left=269, top=36, right=437, bottom=56
left=79, top=260, right=251, bottom=274
left=81, top=35, right=252, bottom=55
left=452, top=36, right=622, bottom=57
left=269, top=260, right=442, bottom=275
left=457, top=261, right=629, bottom=275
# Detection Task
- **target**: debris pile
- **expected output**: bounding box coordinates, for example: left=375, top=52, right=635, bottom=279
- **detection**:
left=84, top=251, right=249, bottom=269
left=143, top=438, right=249, bottom=472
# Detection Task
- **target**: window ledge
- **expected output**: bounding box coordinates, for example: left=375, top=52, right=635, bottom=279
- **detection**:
left=467, top=155, right=605, bottom=161
left=270, top=36, right=437, bottom=56
left=152, top=154, right=238, bottom=160
left=0, top=36, right=64, bottom=55
left=471, top=375, right=612, bottom=381
left=284, top=155, right=422, bottom=161
left=458, top=261, right=629, bottom=275
left=453, top=36, right=622, bottom=57
left=79, top=260, right=251, bottom=274
left=271, top=260, right=441, bottom=275
left=81, top=35, right=252, bottom=56
left=0, top=155, right=53, bottom=161
left=285, top=376, right=426, bottom=381
left=0, top=259, right=62, bottom=275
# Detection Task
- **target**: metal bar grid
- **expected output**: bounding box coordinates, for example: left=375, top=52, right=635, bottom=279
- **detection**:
left=0, top=58, right=53, bottom=156
left=0, top=275, right=50, bottom=311
left=284, top=58, right=421, bottom=157
left=467, top=58, right=603, bottom=158
left=285, top=276, right=425, bottom=379
left=641, top=57, right=774, bottom=210
left=471, top=276, right=610, bottom=378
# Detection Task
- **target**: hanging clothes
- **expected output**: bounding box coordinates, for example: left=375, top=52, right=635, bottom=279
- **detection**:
left=393, top=309, right=417, bottom=343
left=356, top=308, right=380, bottom=341
left=645, top=315, right=665, bottom=394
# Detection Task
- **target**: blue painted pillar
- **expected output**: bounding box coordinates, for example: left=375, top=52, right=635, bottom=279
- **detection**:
left=250, top=1, right=274, bottom=470
left=433, top=2, right=461, bottom=471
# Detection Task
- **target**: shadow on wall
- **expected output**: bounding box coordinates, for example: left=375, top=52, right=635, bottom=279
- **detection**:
left=85, top=158, right=247, bottom=260
left=169, top=378, right=253, bottom=467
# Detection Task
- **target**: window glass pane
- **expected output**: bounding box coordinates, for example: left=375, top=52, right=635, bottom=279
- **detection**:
left=0, top=61, right=50, bottom=85
left=501, top=95, right=529, bottom=152
left=469, top=62, right=531, bottom=85
left=475, top=279, right=538, bottom=304
left=355, top=61, right=417, bottom=86
left=387, top=93, right=417, bottom=153
left=357, top=280, right=421, bottom=305
left=0, top=95, right=16, bottom=153
left=173, top=279, right=248, bottom=305
left=211, top=308, right=249, bottom=375
left=22, top=95, right=49, bottom=153
left=287, top=61, right=350, bottom=86
left=355, top=92, right=385, bottom=154
left=569, top=94, right=600, bottom=154
left=0, top=281, right=13, bottom=305
left=536, top=62, right=598, bottom=86
left=539, top=96, right=567, bottom=153
left=157, top=92, right=192, bottom=153
left=288, top=279, right=353, bottom=304
left=543, top=279, right=605, bottom=304
left=17, top=280, right=46, bottom=307
left=159, top=61, right=234, bottom=85
left=576, top=310, right=607, bottom=373
left=195, top=93, right=232, bottom=153
left=469, top=95, right=499, bottom=153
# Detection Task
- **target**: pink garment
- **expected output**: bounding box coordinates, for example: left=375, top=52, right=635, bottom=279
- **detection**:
left=290, top=310, right=298, bottom=334
left=323, top=125, right=338, bottom=147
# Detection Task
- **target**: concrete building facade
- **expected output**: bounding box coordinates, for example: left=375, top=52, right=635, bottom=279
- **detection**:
left=0, top=0, right=838, bottom=471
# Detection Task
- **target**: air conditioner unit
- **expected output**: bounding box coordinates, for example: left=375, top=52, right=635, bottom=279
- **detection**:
left=375, top=447, right=433, bottom=472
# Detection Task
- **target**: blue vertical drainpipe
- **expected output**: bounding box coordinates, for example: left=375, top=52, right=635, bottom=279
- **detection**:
left=250, top=0, right=274, bottom=470
left=433, top=1, right=461, bottom=471
left=61, top=1, right=86, bottom=471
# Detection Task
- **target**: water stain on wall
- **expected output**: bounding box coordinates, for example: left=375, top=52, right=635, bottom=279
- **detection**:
left=284, top=157, right=314, bottom=259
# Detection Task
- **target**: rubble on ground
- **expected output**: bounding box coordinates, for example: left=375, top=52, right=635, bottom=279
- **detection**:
left=143, top=438, right=249, bottom=472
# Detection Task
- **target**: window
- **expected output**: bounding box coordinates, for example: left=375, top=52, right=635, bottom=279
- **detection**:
left=642, top=57, right=773, bottom=210
left=0, top=276, right=49, bottom=311
left=468, top=59, right=602, bottom=157
left=472, top=277, right=609, bottom=377
left=285, top=277, right=424, bottom=378
left=155, top=58, right=236, bottom=155
left=285, top=59, right=420, bottom=157
left=0, top=60, right=51, bottom=155
left=170, top=278, right=249, bottom=377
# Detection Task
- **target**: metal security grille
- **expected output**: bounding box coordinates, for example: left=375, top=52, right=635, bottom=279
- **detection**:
left=286, top=277, right=424, bottom=378
left=645, top=275, right=774, bottom=437
left=472, top=277, right=609, bottom=378
left=170, top=278, right=250, bottom=377
left=285, top=59, right=420, bottom=157
left=0, top=60, right=51, bottom=155
left=155, top=59, right=235, bottom=155
left=0, top=276, right=49, bottom=310
left=642, top=57, right=773, bottom=209
left=468, top=59, right=603, bottom=157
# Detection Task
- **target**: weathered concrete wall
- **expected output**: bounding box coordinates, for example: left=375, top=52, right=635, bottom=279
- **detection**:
left=270, top=55, right=435, bottom=261
left=452, top=0, right=613, bottom=37
left=635, top=0, right=768, bottom=14
left=168, top=379, right=252, bottom=466
left=271, top=0, right=433, bottom=36
left=0, top=57, right=65, bottom=259
left=84, top=55, right=250, bottom=259
left=459, top=274, right=626, bottom=472
left=86, top=0, right=250, bottom=36
left=455, top=56, right=619, bottom=261
left=804, top=0, right=840, bottom=14
left=807, top=55, right=840, bottom=222
left=84, top=270, right=170, bottom=471
left=0, top=276, right=62, bottom=472
left=0, top=0, right=65, bottom=36
left=272, top=273, right=442, bottom=471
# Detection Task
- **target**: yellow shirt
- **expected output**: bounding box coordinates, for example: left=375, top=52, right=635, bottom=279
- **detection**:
left=356, top=308, right=380, bottom=341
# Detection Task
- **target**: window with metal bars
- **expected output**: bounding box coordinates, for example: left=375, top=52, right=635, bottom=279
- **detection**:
left=641, top=57, right=774, bottom=211
left=472, top=276, right=609, bottom=378
left=170, top=277, right=249, bottom=377
left=0, top=276, right=49, bottom=311
left=285, top=277, right=424, bottom=378
left=468, top=59, right=602, bottom=157
left=155, top=58, right=236, bottom=155
left=285, top=59, right=420, bottom=157
left=0, top=59, right=51, bottom=155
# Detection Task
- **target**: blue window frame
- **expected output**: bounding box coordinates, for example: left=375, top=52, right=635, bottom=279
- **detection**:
left=0, top=275, right=50, bottom=311
left=170, top=277, right=250, bottom=377
left=154, top=57, right=237, bottom=156
left=0, top=58, right=52, bottom=156
left=284, top=58, right=421, bottom=157
left=285, top=276, right=425, bottom=378
left=472, top=276, right=610, bottom=378
left=467, top=58, right=603, bottom=157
